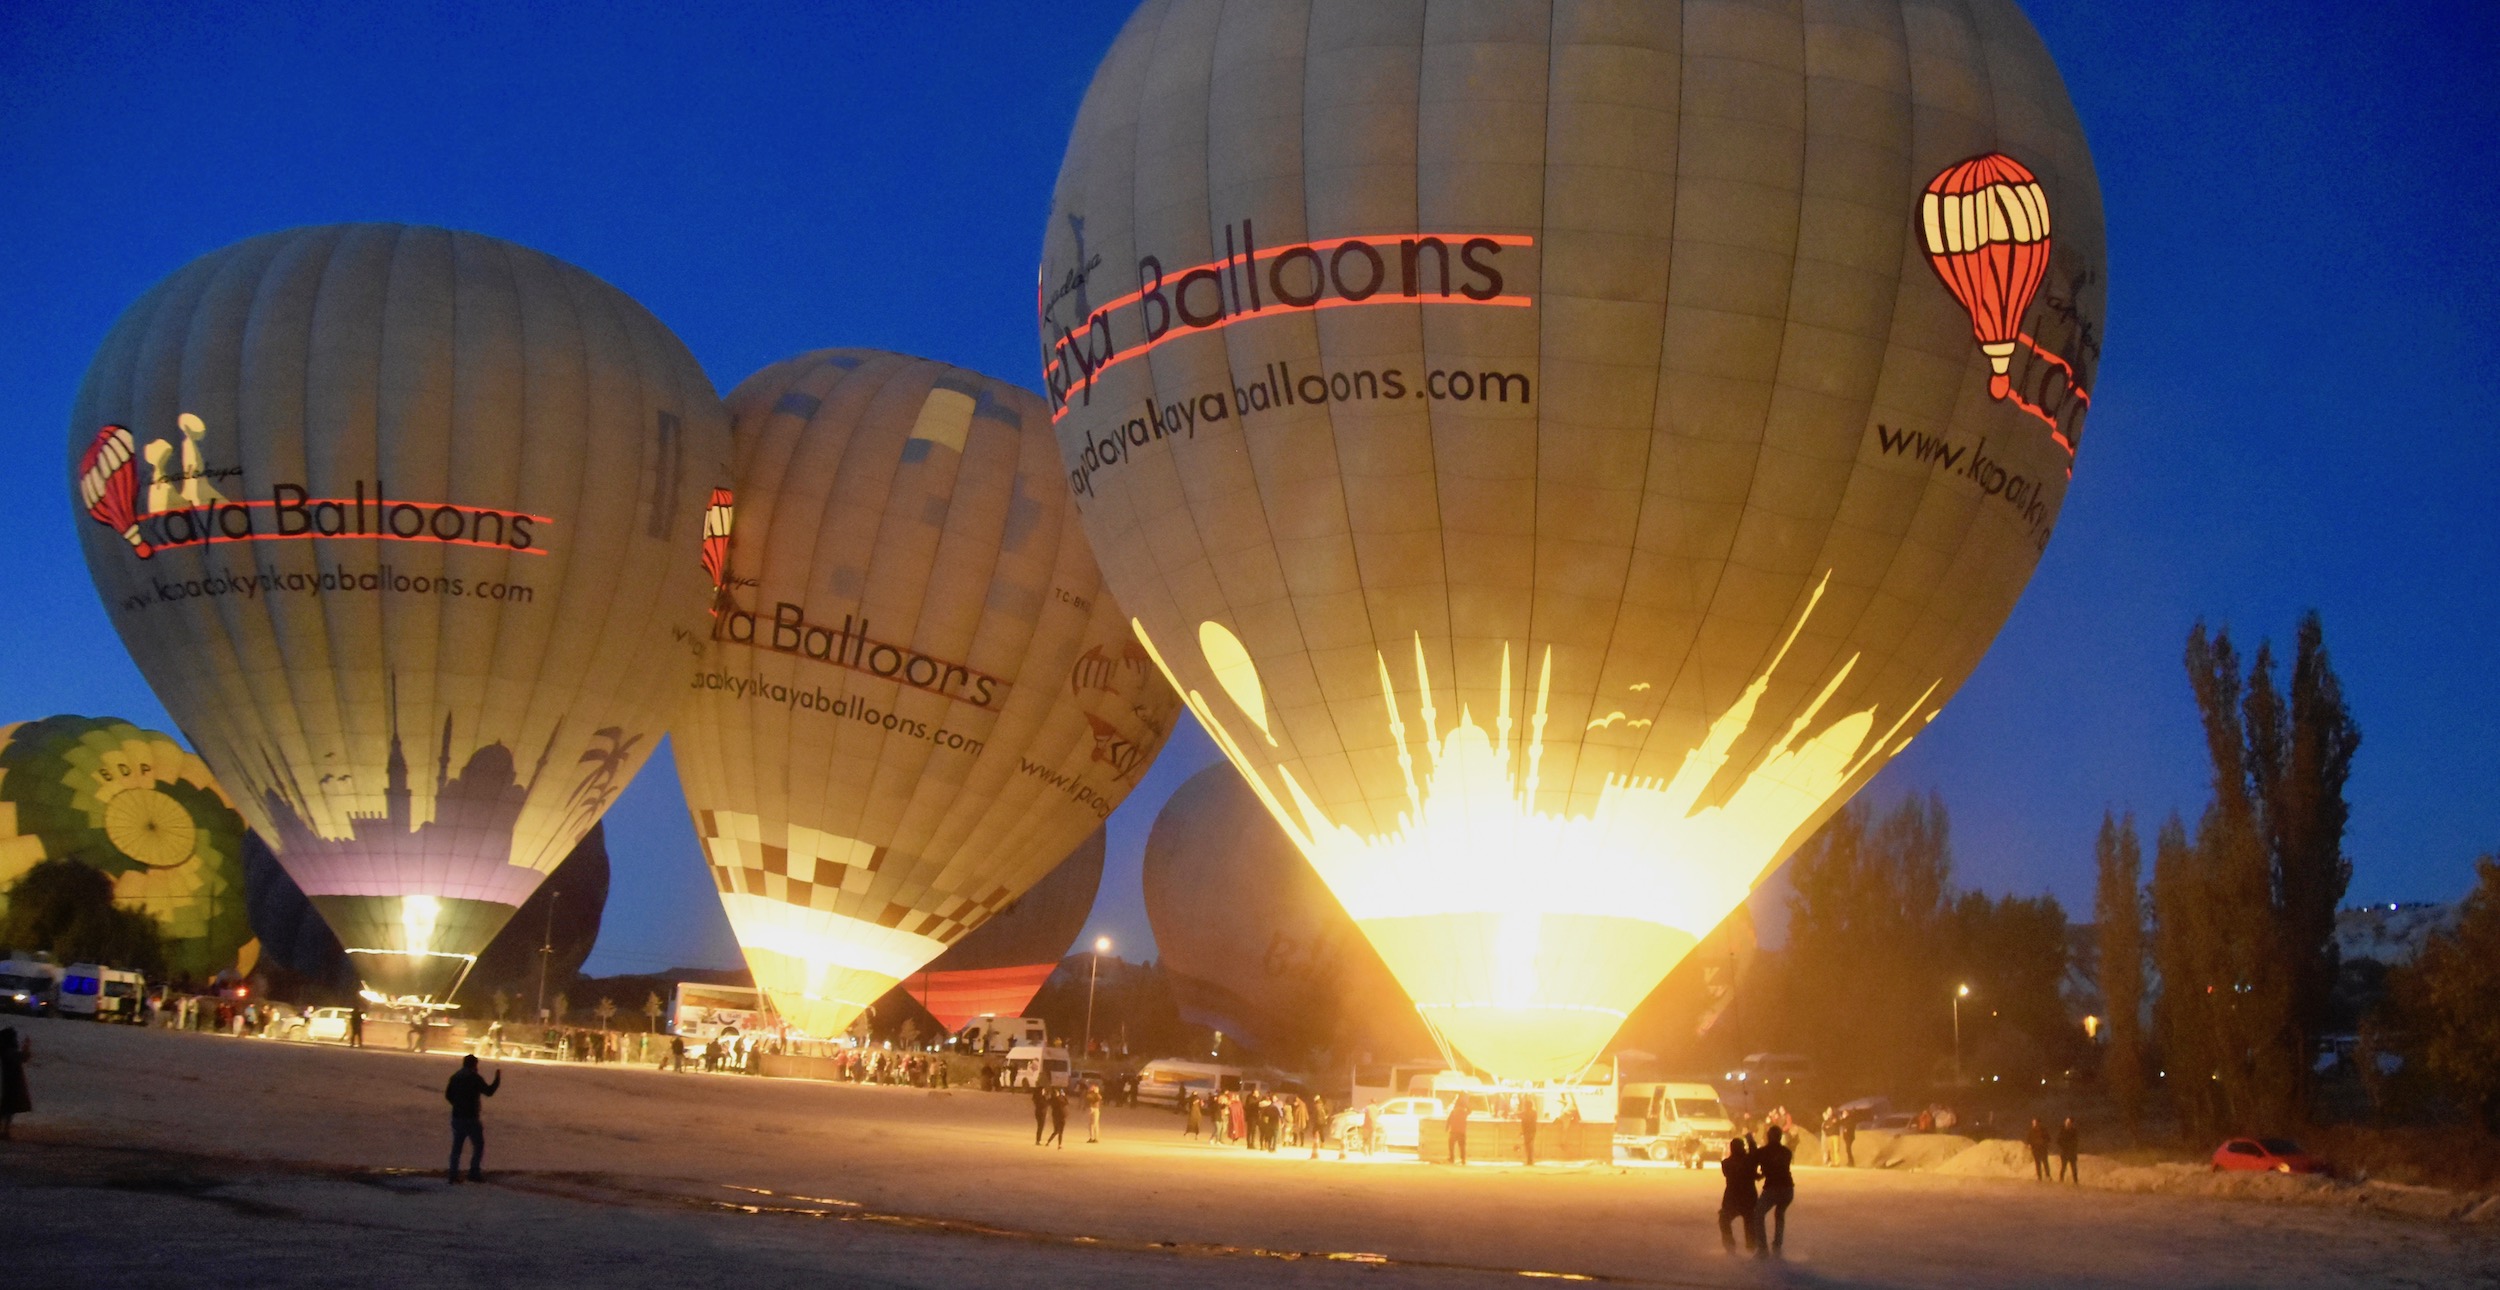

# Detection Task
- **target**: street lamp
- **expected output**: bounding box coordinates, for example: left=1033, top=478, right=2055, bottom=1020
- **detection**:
left=1083, top=935, right=1110, bottom=1057
left=535, top=889, right=560, bottom=1023
left=1952, top=983, right=1971, bottom=1086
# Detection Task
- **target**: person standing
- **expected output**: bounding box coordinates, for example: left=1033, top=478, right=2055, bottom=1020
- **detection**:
left=1518, top=1096, right=1540, bottom=1167
left=1361, top=1100, right=1380, bottom=1157
left=1446, top=1092, right=1472, bottom=1166
left=668, top=1034, right=686, bottom=1073
left=1228, top=1090, right=1247, bottom=1145
left=1841, top=1112, right=1857, bottom=1167
left=1753, top=1125, right=1795, bottom=1257
left=2056, top=1117, right=2081, bottom=1183
left=1716, top=1137, right=1758, bottom=1254
left=2025, top=1118, right=2052, bottom=1181
left=444, top=1055, right=502, bottom=1184
left=1819, top=1108, right=1839, bottom=1166
left=1085, top=1079, right=1104, bottom=1144
left=1031, top=1081, right=1051, bottom=1146
left=1185, top=1092, right=1204, bottom=1139
left=1309, top=1094, right=1329, bottom=1160
left=1047, top=1085, right=1069, bottom=1148
left=0, top=1027, right=30, bottom=1140
left=347, top=1005, right=364, bottom=1050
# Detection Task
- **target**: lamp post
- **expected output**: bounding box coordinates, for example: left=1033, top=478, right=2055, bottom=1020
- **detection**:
left=1083, top=935, right=1109, bottom=1057
left=1952, top=983, right=1971, bottom=1085
left=535, top=889, right=560, bottom=1023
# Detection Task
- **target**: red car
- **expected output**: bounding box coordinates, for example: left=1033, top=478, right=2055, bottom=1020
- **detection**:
left=2211, top=1137, right=2329, bottom=1175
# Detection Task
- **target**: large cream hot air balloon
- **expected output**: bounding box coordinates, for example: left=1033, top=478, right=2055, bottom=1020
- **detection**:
left=69, top=224, right=728, bottom=1003
left=675, top=351, right=1180, bottom=1038
left=1040, top=1, right=2104, bottom=1080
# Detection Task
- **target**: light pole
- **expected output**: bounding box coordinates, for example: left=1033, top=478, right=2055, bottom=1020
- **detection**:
left=535, top=889, right=560, bottom=1023
left=1083, top=935, right=1110, bottom=1057
left=1952, top=983, right=1971, bottom=1085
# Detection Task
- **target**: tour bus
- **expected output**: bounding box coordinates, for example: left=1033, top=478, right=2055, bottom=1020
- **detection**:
left=953, top=1014, right=1047, bottom=1055
left=668, top=982, right=767, bottom=1043
left=1135, top=1058, right=1250, bottom=1108
left=0, top=955, right=63, bottom=1016
left=58, top=964, right=145, bottom=1022
left=1002, top=1044, right=1073, bottom=1090
left=1347, top=1059, right=1451, bottom=1111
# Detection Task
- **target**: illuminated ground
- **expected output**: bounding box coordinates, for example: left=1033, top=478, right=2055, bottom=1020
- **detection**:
left=6, top=1022, right=2492, bottom=1288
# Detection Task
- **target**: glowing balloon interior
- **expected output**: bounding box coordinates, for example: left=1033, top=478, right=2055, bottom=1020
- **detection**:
left=1042, top=1, right=2104, bottom=1080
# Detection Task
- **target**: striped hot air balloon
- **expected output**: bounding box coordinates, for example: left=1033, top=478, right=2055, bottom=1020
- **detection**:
left=1920, top=153, right=2054, bottom=401
left=701, top=487, right=735, bottom=591
left=77, top=425, right=148, bottom=556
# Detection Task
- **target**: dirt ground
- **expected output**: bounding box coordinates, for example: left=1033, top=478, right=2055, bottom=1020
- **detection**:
left=5, top=1021, right=2495, bottom=1288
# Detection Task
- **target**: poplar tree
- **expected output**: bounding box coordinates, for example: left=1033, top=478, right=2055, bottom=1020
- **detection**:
left=2093, top=811, right=2147, bottom=1135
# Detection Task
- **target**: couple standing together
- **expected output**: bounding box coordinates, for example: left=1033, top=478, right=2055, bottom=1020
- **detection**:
left=1717, top=1126, right=1797, bottom=1257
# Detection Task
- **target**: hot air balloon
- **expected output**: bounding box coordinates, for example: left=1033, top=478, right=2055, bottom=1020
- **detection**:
left=1143, top=762, right=1432, bottom=1065
left=68, top=224, right=728, bottom=1004
left=1040, top=1, right=2104, bottom=1081
left=902, top=827, right=1103, bottom=1031
left=0, top=714, right=253, bottom=978
left=674, top=350, right=1181, bottom=1038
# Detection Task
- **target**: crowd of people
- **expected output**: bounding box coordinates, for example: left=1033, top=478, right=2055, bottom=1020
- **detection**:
left=1183, top=1087, right=1333, bottom=1157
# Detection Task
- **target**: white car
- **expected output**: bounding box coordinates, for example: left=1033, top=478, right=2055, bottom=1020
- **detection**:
left=1329, top=1096, right=1449, bottom=1152
left=303, top=1006, right=355, bottom=1043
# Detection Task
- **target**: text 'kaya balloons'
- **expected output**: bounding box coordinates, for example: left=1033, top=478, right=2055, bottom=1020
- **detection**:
left=676, top=351, right=1179, bottom=1038
left=1042, top=1, right=2103, bottom=1080
left=70, top=225, right=729, bottom=1002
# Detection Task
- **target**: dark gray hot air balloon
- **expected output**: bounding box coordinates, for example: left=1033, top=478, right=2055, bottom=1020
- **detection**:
left=1041, top=1, right=2105, bottom=1080
left=903, top=827, right=1103, bottom=1030
left=1143, top=763, right=1431, bottom=1065
left=674, top=351, right=1180, bottom=1038
left=70, top=224, right=728, bottom=1003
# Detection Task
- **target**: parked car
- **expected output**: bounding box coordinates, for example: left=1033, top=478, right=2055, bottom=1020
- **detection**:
left=303, top=1006, right=356, bottom=1043
left=1327, top=1095, right=1449, bottom=1152
left=2212, top=1137, right=2329, bottom=1175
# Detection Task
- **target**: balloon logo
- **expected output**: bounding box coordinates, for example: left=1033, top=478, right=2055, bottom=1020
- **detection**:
left=77, top=425, right=149, bottom=557
left=1920, top=153, right=2089, bottom=454
left=701, top=486, right=735, bottom=590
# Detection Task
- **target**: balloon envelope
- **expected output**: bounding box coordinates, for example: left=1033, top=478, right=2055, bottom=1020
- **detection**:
left=0, top=714, right=253, bottom=978
left=675, top=351, right=1180, bottom=1037
left=69, top=224, right=728, bottom=1002
left=1042, top=2, right=2103, bottom=1079
left=905, top=827, right=1104, bottom=1030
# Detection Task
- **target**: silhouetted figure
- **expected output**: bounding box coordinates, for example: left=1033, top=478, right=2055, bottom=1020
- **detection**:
left=1031, top=1082, right=1050, bottom=1145
left=2057, top=1117, right=2081, bottom=1183
left=1047, top=1086, right=1068, bottom=1148
left=668, top=1035, right=685, bottom=1073
left=1754, top=1125, right=1795, bottom=1256
left=1718, top=1137, right=1758, bottom=1253
left=2026, top=1118, right=2052, bottom=1181
left=0, top=1027, right=30, bottom=1139
left=444, top=1055, right=501, bottom=1183
left=347, top=1006, right=363, bottom=1049
left=1446, top=1092, right=1471, bottom=1165
left=1085, top=1080, right=1104, bottom=1143
left=1519, top=1097, right=1539, bottom=1166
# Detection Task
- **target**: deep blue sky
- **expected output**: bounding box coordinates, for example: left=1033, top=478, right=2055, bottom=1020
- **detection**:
left=3, top=2, right=2493, bottom=976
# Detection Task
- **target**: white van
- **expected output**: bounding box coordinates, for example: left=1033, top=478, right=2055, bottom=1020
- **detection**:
left=955, top=1015, right=1047, bottom=1055
left=1002, top=1044, right=1073, bottom=1090
left=1135, top=1058, right=1248, bottom=1108
left=0, top=956, right=63, bottom=1016
left=58, top=964, right=145, bottom=1022
left=1618, top=1081, right=1737, bottom=1165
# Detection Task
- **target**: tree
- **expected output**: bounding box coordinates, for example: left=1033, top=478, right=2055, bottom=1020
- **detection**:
left=1944, top=889, right=2075, bottom=1084
left=899, top=1017, right=922, bottom=1051
left=1778, top=792, right=1956, bottom=1096
left=2387, top=858, right=2500, bottom=1131
left=643, top=991, right=664, bottom=1034
left=492, top=989, right=513, bottom=1023
left=2093, top=811, right=2148, bottom=1135
left=0, top=857, right=167, bottom=976
left=2165, top=616, right=2359, bottom=1133
left=594, top=996, right=617, bottom=1030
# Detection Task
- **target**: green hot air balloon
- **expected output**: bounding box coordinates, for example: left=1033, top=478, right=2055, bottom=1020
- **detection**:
left=1040, top=1, right=2105, bottom=1081
left=0, top=715, right=253, bottom=979
left=68, top=225, right=729, bottom=1003
left=674, top=351, right=1181, bottom=1039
